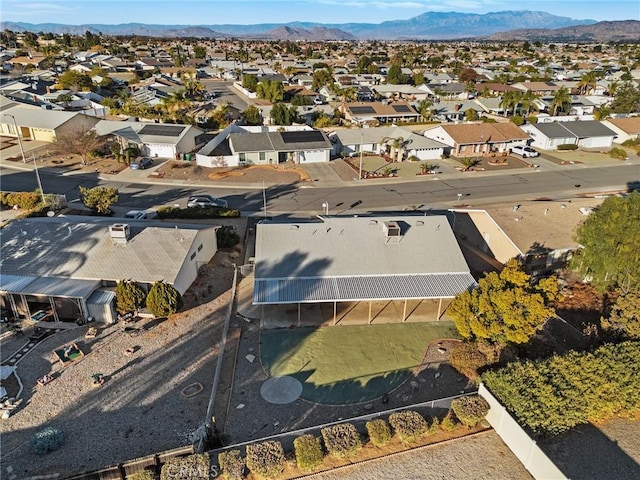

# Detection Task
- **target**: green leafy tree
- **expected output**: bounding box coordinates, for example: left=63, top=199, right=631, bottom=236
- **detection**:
left=79, top=186, right=119, bottom=215
left=610, top=81, right=640, bottom=114
left=146, top=280, right=183, bottom=317
left=242, top=105, right=262, bottom=125
left=465, top=108, right=478, bottom=121
left=270, top=103, right=298, bottom=125
left=312, top=69, right=333, bottom=91
left=572, top=192, right=640, bottom=291
left=602, top=290, right=640, bottom=340
left=193, top=45, right=207, bottom=59
left=386, top=63, right=407, bottom=85
left=115, top=279, right=146, bottom=314
left=256, top=79, right=284, bottom=102
left=242, top=73, right=258, bottom=92
left=57, top=70, right=94, bottom=91
left=448, top=259, right=559, bottom=345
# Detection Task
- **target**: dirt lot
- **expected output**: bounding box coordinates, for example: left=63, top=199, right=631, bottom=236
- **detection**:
left=155, top=160, right=311, bottom=184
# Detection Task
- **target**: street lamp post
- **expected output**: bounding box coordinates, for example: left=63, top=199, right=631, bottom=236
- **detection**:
left=321, top=202, right=329, bottom=216
left=31, top=153, right=46, bottom=205
left=359, top=128, right=364, bottom=181
left=3, top=114, right=26, bottom=163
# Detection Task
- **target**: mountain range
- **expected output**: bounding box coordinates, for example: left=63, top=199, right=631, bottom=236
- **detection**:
left=2, top=11, right=637, bottom=41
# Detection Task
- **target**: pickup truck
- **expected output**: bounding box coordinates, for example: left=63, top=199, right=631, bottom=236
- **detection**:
left=510, top=145, right=539, bottom=158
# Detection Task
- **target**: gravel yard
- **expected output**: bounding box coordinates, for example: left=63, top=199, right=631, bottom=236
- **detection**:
left=0, top=255, right=234, bottom=478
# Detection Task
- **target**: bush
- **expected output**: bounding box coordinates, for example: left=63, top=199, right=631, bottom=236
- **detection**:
left=218, top=449, right=245, bottom=480
left=4, top=191, right=41, bottom=209
left=321, top=423, right=362, bottom=458
left=527, top=115, right=538, bottom=124
left=621, top=137, right=640, bottom=147
left=557, top=144, right=578, bottom=151
left=156, top=206, right=241, bottom=219
left=451, top=395, right=490, bottom=427
left=366, top=419, right=392, bottom=446
left=115, top=279, right=146, bottom=314
left=388, top=411, right=429, bottom=444
left=146, top=280, right=183, bottom=317
left=160, top=453, right=210, bottom=480
left=293, top=434, right=324, bottom=471
left=450, top=342, right=489, bottom=379
left=32, top=426, right=64, bottom=455
left=509, top=115, right=524, bottom=126
left=440, top=410, right=458, bottom=431
left=217, top=225, right=240, bottom=248
left=246, top=440, right=286, bottom=478
left=609, top=147, right=628, bottom=160
left=126, top=471, right=154, bottom=480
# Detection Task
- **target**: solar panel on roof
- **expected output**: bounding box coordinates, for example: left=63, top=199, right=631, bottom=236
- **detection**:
left=392, top=104, right=413, bottom=113
left=280, top=130, right=325, bottom=144
left=138, top=124, right=185, bottom=137
left=350, top=106, right=376, bottom=115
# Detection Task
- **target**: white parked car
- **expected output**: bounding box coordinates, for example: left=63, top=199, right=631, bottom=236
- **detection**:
left=510, top=145, right=540, bottom=158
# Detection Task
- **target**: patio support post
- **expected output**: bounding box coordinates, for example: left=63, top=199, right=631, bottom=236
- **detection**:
left=20, top=295, right=30, bottom=321
left=297, top=303, right=300, bottom=327
left=49, top=297, right=59, bottom=323
left=403, top=299, right=408, bottom=322
left=368, top=301, right=372, bottom=324
left=437, top=298, right=443, bottom=320
left=7, top=295, right=19, bottom=320
left=333, top=302, right=337, bottom=325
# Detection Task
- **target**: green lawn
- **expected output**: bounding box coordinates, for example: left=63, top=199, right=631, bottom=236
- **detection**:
left=261, top=322, right=459, bottom=405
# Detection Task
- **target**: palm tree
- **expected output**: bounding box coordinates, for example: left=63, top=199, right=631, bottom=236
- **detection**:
left=380, top=136, right=407, bottom=162
left=500, top=91, right=521, bottom=117
left=520, top=91, right=540, bottom=116
left=416, top=99, right=433, bottom=121
left=550, top=86, right=571, bottom=116
left=607, top=80, right=619, bottom=97
left=577, top=71, right=597, bottom=95
left=161, top=89, right=190, bottom=122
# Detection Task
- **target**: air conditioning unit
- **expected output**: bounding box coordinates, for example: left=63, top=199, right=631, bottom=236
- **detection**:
left=109, top=223, right=130, bottom=244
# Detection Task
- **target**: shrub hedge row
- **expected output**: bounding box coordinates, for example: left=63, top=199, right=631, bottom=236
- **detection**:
left=156, top=206, right=240, bottom=219
left=482, top=341, right=640, bottom=437
left=0, top=191, right=42, bottom=209
left=216, top=404, right=483, bottom=477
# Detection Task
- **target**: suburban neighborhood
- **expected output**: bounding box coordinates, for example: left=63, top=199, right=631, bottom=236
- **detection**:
left=0, top=12, right=639, bottom=480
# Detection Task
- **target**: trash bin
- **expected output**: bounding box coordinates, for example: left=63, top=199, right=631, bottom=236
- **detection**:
left=185, top=153, right=192, bottom=162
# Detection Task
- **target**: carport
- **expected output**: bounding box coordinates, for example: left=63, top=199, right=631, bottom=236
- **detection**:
left=0, top=274, right=100, bottom=324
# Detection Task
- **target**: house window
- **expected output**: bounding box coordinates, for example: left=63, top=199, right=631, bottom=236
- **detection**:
left=259, top=152, right=266, bottom=161
left=239, top=153, right=246, bottom=164
left=198, top=244, right=203, bottom=252
left=190, top=252, right=196, bottom=261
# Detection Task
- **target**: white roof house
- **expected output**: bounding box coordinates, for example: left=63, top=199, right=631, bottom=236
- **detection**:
left=253, top=215, right=476, bottom=310
left=0, top=107, right=99, bottom=142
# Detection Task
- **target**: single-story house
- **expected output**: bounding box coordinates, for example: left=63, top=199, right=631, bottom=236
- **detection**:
left=196, top=124, right=332, bottom=168
left=0, top=217, right=218, bottom=324
left=521, top=121, right=617, bottom=150
left=602, top=117, right=640, bottom=143
left=253, top=215, right=477, bottom=323
left=423, top=122, right=530, bottom=157
left=94, top=120, right=205, bottom=159
left=328, top=126, right=446, bottom=161
left=340, top=101, right=420, bottom=124
left=0, top=107, right=99, bottom=143
left=371, top=84, right=430, bottom=101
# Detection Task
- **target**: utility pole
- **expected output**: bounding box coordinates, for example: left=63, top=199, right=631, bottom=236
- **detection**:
left=3, top=114, right=26, bottom=163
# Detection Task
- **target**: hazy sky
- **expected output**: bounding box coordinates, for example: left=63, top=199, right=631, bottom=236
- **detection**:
left=2, top=0, right=638, bottom=25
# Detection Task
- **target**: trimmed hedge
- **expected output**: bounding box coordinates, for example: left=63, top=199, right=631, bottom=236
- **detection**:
left=1, top=191, right=42, bottom=209
left=218, top=449, right=245, bottom=480
left=388, top=411, right=429, bottom=444
left=321, top=423, right=362, bottom=458
left=450, top=395, right=490, bottom=427
left=366, top=419, right=392, bottom=446
left=157, top=206, right=240, bottom=219
left=557, top=143, right=578, bottom=151
left=246, top=440, right=286, bottom=479
left=609, top=147, right=628, bottom=160
left=126, top=471, right=154, bottom=480
left=482, top=341, right=640, bottom=437
left=440, top=410, right=459, bottom=431
left=32, top=426, right=64, bottom=455
left=160, top=453, right=210, bottom=480
left=293, top=434, right=323, bottom=471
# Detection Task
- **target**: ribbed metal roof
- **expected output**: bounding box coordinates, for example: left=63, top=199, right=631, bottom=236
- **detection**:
left=0, top=274, right=99, bottom=299
left=87, top=289, right=116, bottom=305
left=254, top=273, right=477, bottom=304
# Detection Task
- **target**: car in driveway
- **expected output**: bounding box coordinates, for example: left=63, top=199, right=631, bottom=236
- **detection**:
left=123, top=210, right=148, bottom=219
left=187, top=195, right=228, bottom=208
left=130, top=157, right=153, bottom=169
left=510, top=145, right=539, bottom=158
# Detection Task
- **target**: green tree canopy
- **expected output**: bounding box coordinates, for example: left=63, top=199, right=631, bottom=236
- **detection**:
left=79, top=186, right=119, bottom=215
left=610, top=81, right=640, bottom=114
left=146, top=280, right=183, bottom=318
left=312, top=69, right=333, bottom=91
left=270, top=103, right=298, bottom=125
left=242, top=105, right=262, bottom=126
left=572, top=192, right=640, bottom=291
left=386, top=63, right=407, bottom=85
left=115, top=279, right=146, bottom=314
left=242, top=73, right=258, bottom=92
left=256, top=79, right=284, bottom=102
left=602, top=290, right=640, bottom=340
left=57, top=70, right=94, bottom=91
left=448, top=259, right=559, bottom=345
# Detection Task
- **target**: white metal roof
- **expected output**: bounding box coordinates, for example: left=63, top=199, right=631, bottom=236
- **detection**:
left=0, top=274, right=99, bottom=299
left=253, top=215, right=476, bottom=304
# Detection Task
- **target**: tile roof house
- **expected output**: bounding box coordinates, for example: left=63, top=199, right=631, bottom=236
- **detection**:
left=602, top=117, right=640, bottom=143
left=196, top=124, right=332, bottom=167
left=423, top=122, right=530, bottom=157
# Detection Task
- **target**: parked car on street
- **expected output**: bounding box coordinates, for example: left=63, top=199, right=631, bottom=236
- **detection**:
left=123, top=210, right=148, bottom=219
left=510, top=145, right=539, bottom=158
left=187, top=195, right=228, bottom=208
left=130, top=157, right=153, bottom=169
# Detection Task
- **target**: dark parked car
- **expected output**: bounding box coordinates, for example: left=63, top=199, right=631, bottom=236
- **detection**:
left=130, top=157, right=153, bottom=169
left=187, top=195, right=228, bottom=208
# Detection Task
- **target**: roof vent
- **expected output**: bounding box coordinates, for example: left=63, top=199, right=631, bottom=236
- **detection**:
left=109, top=223, right=130, bottom=244
left=382, top=221, right=401, bottom=244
